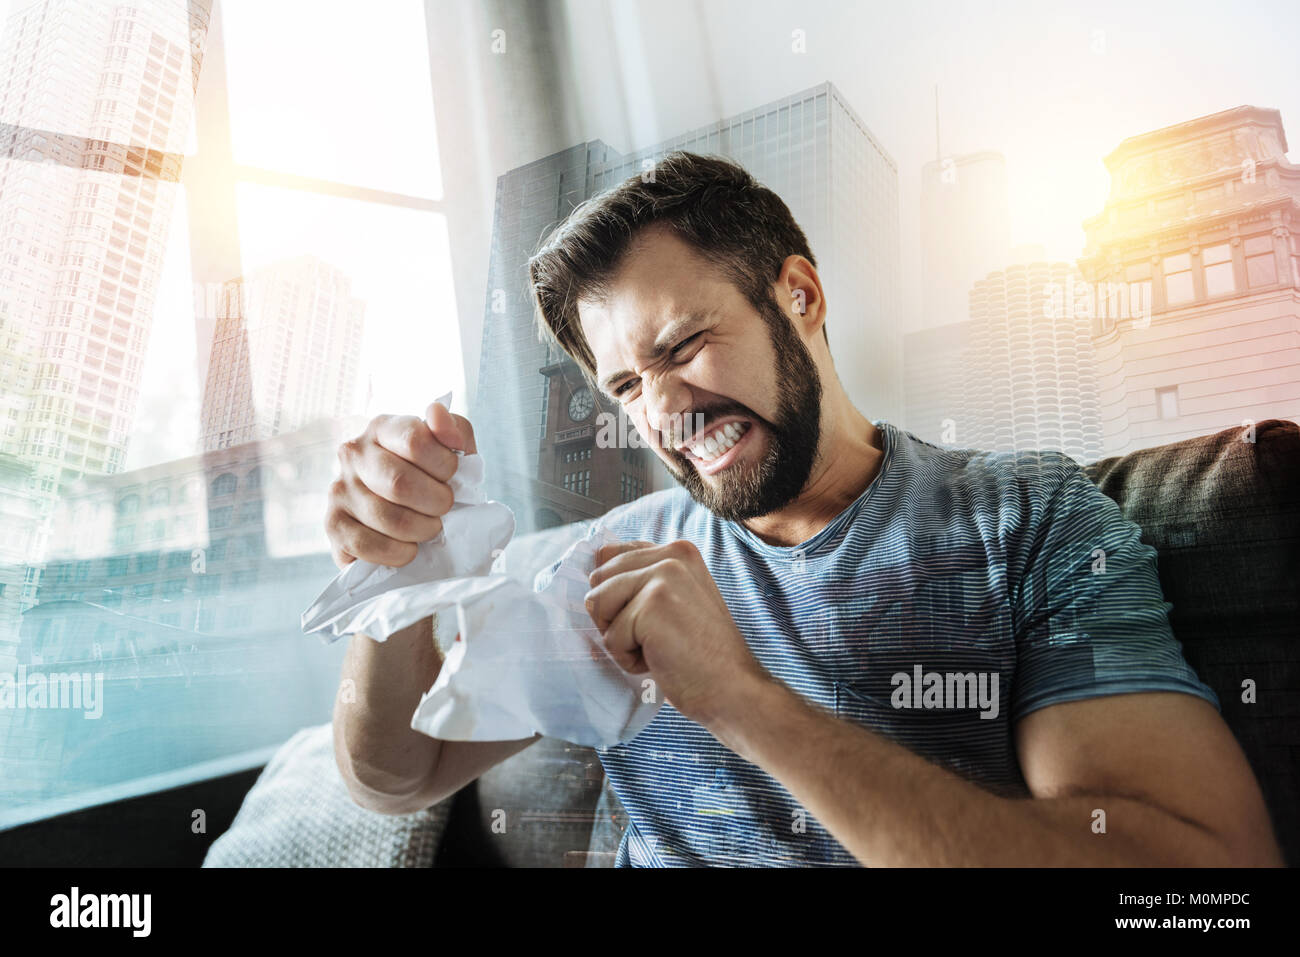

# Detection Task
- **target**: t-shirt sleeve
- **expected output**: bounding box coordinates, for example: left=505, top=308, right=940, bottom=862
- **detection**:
left=1008, top=456, right=1220, bottom=723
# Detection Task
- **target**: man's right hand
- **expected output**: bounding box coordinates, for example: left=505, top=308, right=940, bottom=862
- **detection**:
left=325, top=399, right=478, bottom=570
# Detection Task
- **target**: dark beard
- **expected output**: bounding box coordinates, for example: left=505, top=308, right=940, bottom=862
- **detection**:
left=661, top=295, right=822, bottom=521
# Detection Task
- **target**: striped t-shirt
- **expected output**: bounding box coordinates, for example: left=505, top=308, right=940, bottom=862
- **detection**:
left=589, top=419, right=1219, bottom=867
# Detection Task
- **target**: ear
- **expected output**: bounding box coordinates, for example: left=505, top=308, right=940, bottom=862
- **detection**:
left=777, top=254, right=826, bottom=340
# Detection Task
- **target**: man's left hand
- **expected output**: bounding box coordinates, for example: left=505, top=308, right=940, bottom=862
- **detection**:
left=585, top=539, right=771, bottom=727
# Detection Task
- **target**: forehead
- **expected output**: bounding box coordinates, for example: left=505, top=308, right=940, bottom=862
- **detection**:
left=577, top=226, right=730, bottom=370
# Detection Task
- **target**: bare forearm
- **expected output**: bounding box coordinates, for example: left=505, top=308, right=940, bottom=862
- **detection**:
left=333, top=614, right=443, bottom=809
left=707, top=676, right=1245, bottom=866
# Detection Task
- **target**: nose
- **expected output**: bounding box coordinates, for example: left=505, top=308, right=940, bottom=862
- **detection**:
left=642, top=374, right=693, bottom=448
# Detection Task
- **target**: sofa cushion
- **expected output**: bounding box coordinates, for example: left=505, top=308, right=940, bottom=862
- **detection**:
left=582, top=771, right=630, bottom=867
left=436, top=735, right=609, bottom=868
left=203, top=723, right=452, bottom=867
left=1084, top=418, right=1300, bottom=864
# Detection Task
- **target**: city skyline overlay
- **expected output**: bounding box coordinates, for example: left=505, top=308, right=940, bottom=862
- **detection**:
left=0, top=0, right=1295, bottom=835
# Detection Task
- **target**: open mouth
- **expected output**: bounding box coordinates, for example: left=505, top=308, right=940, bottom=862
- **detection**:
left=677, top=418, right=754, bottom=475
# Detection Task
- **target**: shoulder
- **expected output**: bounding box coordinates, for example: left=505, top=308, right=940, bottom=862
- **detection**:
left=883, top=423, right=1085, bottom=528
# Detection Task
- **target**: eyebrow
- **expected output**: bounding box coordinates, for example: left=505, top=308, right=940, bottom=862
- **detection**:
left=597, top=312, right=713, bottom=394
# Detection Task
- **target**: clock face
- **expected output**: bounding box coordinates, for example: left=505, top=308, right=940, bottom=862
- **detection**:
left=567, top=386, right=594, bottom=422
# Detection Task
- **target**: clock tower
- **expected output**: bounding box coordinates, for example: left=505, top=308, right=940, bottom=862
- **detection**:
left=537, top=357, right=667, bottom=527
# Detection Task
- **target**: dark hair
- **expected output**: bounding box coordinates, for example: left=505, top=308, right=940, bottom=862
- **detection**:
left=527, top=150, right=823, bottom=387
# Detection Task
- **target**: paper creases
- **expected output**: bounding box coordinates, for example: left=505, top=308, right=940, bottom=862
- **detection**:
left=300, top=409, right=660, bottom=748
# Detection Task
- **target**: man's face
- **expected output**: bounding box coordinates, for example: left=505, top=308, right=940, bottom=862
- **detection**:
left=578, top=226, right=822, bottom=521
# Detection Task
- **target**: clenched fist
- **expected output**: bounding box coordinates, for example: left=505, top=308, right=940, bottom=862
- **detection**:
left=583, top=539, right=773, bottom=728
left=325, top=399, right=477, bottom=570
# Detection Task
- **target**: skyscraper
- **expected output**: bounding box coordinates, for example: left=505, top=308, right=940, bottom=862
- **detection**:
left=902, top=254, right=1104, bottom=465
left=0, top=0, right=206, bottom=666
left=965, top=258, right=1104, bottom=463
left=474, top=81, right=901, bottom=530
left=200, top=255, right=366, bottom=452
left=1078, top=105, right=1300, bottom=455
left=920, top=151, right=1010, bottom=328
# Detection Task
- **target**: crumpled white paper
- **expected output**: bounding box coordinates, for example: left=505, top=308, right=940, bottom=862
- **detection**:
left=300, top=394, right=660, bottom=748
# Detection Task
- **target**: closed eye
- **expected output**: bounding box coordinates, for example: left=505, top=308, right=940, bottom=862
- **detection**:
left=671, top=332, right=703, bottom=358
left=611, top=332, right=704, bottom=398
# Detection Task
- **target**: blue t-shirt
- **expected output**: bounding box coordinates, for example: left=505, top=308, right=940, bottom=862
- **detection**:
left=590, top=419, right=1219, bottom=867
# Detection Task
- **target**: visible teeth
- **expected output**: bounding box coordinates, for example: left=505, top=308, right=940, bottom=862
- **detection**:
left=689, top=422, right=747, bottom=461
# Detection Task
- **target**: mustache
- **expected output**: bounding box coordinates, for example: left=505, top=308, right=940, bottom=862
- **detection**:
left=659, top=401, right=763, bottom=449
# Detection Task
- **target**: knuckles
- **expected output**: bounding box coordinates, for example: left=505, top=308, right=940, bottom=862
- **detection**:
left=336, top=438, right=360, bottom=467
left=665, top=539, right=698, bottom=562
left=643, top=576, right=673, bottom=603
left=398, top=418, right=428, bottom=460
left=384, top=465, right=410, bottom=501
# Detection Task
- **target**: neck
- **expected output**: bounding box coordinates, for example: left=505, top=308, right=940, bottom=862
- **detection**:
left=740, top=385, right=884, bottom=547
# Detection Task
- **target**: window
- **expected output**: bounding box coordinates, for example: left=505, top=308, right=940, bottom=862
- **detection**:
left=210, top=472, right=237, bottom=497
left=0, top=0, right=1041, bottom=847
left=1245, top=235, right=1277, bottom=287
left=561, top=469, right=590, bottom=496
left=1202, top=244, right=1235, bottom=297
left=620, top=473, right=645, bottom=502
left=1155, top=386, right=1179, bottom=420
left=1162, top=253, right=1193, bottom=305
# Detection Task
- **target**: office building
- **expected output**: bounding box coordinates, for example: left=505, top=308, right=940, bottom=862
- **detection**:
left=1078, top=106, right=1300, bottom=454
left=200, top=255, right=365, bottom=452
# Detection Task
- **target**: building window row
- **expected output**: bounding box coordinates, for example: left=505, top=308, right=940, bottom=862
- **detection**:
left=620, top=473, right=645, bottom=503
left=562, top=469, right=590, bottom=496
left=1155, top=233, right=1297, bottom=310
